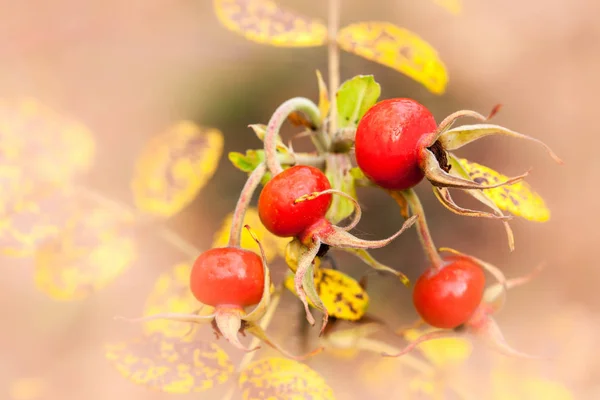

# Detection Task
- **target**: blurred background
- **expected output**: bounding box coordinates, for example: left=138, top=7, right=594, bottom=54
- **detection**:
left=1, top=0, right=599, bottom=399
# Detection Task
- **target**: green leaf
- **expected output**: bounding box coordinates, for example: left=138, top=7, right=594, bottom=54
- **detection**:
left=325, top=154, right=357, bottom=224
left=228, top=150, right=265, bottom=173
left=336, top=75, right=381, bottom=129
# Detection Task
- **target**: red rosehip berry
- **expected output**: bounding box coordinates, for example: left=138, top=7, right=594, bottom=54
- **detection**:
left=412, top=255, right=486, bottom=329
left=355, top=98, right=438, bottom=190
left=258, top=165, right=332, bottom=238
left=190, top=247, right=264, bottom=308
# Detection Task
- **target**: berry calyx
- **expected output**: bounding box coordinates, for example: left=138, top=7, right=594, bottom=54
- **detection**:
left=190, top=247, right=264, bottom=308
left=258, top=165, right=332, bottom=238
left=412, top=255, right=486, bottom=329
left=355, top=98, right=437, bottom=191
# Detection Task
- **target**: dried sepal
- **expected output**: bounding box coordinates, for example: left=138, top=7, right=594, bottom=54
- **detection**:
left=318, top=215, right=418, bottom=249
left=468, top=310, right=543, bottom=360
left=245, top=322, right=324, bottom=361
left=447, top=153, right=515, bottom=250
left=432, top=186, right=513, bottom=220
left=483, top=262, right=545, bottom=313
left=438, top=124, right=563, bottom=165
left=293, top=239, right=327, bottom=329
left=214, top=307, right=259, bottom=352
left=340, top=247, right=410, bottom=287
left=420, top=148, right=529, bottom=190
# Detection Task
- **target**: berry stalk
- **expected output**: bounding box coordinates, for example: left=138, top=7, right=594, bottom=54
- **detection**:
left=327, top=0, right=341, bottom=137
left=264, top=97, right=323, bottom=176
left=228, top=163, right=267, bottom=248
left=400, top=189, right=444, bottom=270
left=221, top=287, right=283, bottom=400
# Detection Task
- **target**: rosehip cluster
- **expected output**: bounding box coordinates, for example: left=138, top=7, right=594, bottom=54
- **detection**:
left=117, top=82, right=561, bottom=363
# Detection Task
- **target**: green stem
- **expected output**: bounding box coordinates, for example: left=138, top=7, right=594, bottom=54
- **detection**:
left=327, top=0, right=341, bottom=137
left=228, top=163, right=266, bottom=248
left=401, top=189, right=444, bottom=270
left=264, top=97, right=322, bottom=176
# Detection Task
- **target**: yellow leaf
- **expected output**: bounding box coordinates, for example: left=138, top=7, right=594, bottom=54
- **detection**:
left=131, top=121, right=223, bottom=218
left=239, top=357, right=335, bottom=400
left=284, top=268, right=369, bottom=321
left=33, top=196, right=137, bottom=300
left=337, top=22, right=448, bottom=95
left=0, top=187, right=75, bottom=257
left=433, top=0, right=462, bottom=15
left=0, top=97, right=95, bottom=184
left=143, top=262, right=215, bottom=337
left=458, top=158, right=550, bottom=222
left=212, top=207, right=288, bottom=262
left=492, top=370, right=574, bottom=400
left=404, top=328, right=472, bottom=367
left=105, top=333, right=233, bottom=393
left=213, top=0, right=327, bottom=47
left=316, top=70, right=330, bottom=118
left=9, top=377, right=47, bottom=400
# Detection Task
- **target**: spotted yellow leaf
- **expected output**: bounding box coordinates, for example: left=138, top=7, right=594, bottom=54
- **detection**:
left=105, top=333, right=233, bottom=393
left=34, top=195, right=137, bottom=300
left=0, top=97, right=95, bottom=184
left=214, top=0, right=327, bottom=47
left=403, top=328, right=472, bottom=367
left=212, top=207, right=288, bottom=262
left=458, top=158, right=550, bottom=222
left=433, top=0, right=462, bottom=15
left=131, top=121, right=223, bottom=218
left=284, top=268, right=369, bottom=321
left=0, top=187, right=75, bottom=257
left=239, top=357, right=335, bottom=400
left=143, top=262, right=215, bottom=337
left=337, top=22, right=448, bottom=95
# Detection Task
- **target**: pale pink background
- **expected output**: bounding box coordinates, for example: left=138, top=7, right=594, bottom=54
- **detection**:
left=1, top=0, right=598, bottom=399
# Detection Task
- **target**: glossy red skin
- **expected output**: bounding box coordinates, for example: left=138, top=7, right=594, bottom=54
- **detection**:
left=258, top=165, right=332, bottom=238
left=412, top=255, right=486, bottom=329
left=190, top=247, right=264, bottom=308
left=355, top=98, right=437, bottom=190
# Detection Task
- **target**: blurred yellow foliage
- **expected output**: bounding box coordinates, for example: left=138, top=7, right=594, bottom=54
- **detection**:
left=239, top=357, right=335, bottom=400
left=403, top=328, right=472, bottom=368
left=105, top=333, right=233, bottom=393
left=131, top=121, right=223, bottom=218
left=34, top=196, right=137, bottom=300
